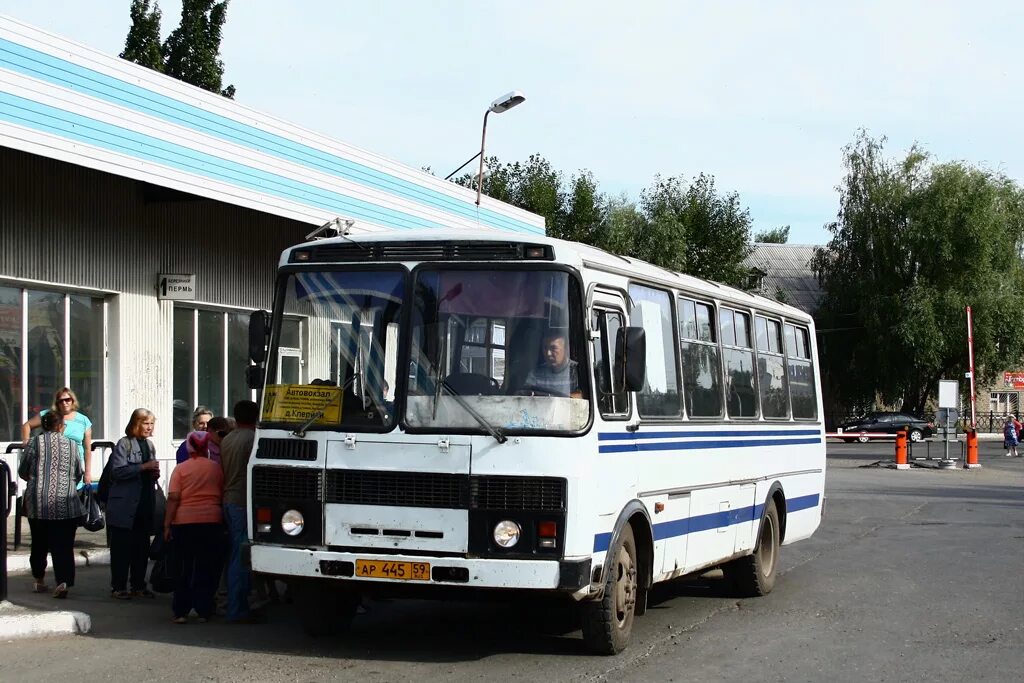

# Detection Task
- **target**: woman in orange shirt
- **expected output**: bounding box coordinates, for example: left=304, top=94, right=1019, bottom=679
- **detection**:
left=164, top=430, right=224, bottom=624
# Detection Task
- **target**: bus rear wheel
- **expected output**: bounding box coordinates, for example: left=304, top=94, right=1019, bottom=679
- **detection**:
left=581, top=523, right=637, bottom=655
left=292, top=581, right=359, bottom=637
left=724, top=499, right=780, bottom=597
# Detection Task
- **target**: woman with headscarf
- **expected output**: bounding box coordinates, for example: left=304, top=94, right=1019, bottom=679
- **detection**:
left=18, top=411, right=85, bottom=598
left=164, top=430, right=224, bottom=623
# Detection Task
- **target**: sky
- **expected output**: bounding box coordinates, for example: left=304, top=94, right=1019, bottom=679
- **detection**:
left=1, top=1, right=1022, bottom=244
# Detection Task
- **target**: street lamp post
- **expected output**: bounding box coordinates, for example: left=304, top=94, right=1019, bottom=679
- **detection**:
left=474, top=91, right=525, bottom=206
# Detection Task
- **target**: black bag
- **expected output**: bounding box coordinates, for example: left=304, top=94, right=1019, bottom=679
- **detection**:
left=96, top=458, right=113, bottom=504
left=80, top=487, right=105, bottom=532
left=148, top=538, right=178, bottom=594
left=152, top=483, right=167, bottom=537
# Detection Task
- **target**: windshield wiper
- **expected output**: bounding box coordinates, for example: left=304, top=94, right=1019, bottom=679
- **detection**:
left=439, top=380, right=507, bottom=444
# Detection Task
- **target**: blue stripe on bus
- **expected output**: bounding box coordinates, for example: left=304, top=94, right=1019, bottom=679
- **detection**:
left=592, top=493, right=821, bottom=553
left=0, top=38, right=544, bottom=235
left=598, top=437, right=822, bottom=454
left=598, top=429, right=821, bottom=441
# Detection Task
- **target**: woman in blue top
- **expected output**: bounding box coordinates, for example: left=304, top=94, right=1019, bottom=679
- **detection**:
left=22, top=387, right=94, bottom=485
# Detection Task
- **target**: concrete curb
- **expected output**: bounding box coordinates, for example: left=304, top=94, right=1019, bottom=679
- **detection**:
left=6, top=548, right=110, bottom=575
left=0, top=601, right=91, bottom=639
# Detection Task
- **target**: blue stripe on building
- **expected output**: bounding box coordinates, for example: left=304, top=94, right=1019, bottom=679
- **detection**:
left=0, top=90, right=455, bottom=230
left=592, top=493, right=821, bottom=553
left=0, top=37, right=544, bottom=235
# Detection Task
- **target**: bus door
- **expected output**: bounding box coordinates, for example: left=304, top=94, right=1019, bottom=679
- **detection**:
left=589, top=289, right=640, bottom=519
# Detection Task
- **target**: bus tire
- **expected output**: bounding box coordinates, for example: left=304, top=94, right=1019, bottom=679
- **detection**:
left=581, top=523, right=637, bottom=655
left=725, top=498, right=780, bottom=598
left=293, top=582, right=358, bottom=637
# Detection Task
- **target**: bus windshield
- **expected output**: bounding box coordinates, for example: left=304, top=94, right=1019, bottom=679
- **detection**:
left=262, top=268, right=405, bottom=431
left=406, top=267, right=589, bottom=434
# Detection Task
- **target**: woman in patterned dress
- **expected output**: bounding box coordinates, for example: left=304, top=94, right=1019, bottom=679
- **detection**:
left=18, top=411, right=85, bottom=598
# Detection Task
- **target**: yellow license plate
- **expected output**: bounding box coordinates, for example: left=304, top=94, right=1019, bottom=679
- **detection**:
left=355, top=559, right=431, bottom=581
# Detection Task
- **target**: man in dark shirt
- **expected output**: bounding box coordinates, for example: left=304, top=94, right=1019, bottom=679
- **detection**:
left=220, top=400, right=257, bottom=622
left=524, top=330, right=582, bottom=398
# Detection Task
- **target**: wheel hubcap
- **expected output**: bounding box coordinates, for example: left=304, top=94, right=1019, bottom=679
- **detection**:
left=614, top=545, right=637, bottom=625
left=758, top=516, right=777, bottom=577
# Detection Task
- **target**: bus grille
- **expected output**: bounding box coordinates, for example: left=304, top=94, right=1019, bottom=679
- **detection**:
left=325, top=470, right=469, bottom=509
left=470, top=476, right=567, bottom=512
left=323, top=471, right=566, bottom=512
left=254, top=439, right=318, bottom=461
left=252, top=467, right=323, bottom=501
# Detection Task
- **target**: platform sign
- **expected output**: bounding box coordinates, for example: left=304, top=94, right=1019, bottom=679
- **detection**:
left=262, top=384, right=342, bottom=424
left=157, top=273, right=196, bottom=300
left=938, top=380, right=958, bottom=409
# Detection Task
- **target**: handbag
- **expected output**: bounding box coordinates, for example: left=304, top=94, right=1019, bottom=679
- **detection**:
left=148, top=537, right=179, bottom=594
left=152, top=483, right=167, bottom=536
left=80, top=487, right=105, bottom=532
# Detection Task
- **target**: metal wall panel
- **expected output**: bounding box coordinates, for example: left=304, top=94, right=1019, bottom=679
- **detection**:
left=0, top=145, right=306, bottom=308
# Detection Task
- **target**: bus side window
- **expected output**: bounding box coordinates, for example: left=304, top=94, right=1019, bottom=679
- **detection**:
left=628, top=284, right=681, bottom=418
left=593, top=309, right=628, bottom=417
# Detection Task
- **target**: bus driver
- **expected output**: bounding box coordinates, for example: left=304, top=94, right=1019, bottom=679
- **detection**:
left=523, top=330, right=582, bottom=398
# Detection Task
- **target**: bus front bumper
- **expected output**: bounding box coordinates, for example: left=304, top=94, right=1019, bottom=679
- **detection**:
left=250, top=544, right=591, bottom=594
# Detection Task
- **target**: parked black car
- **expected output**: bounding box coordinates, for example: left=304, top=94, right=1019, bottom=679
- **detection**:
left=836, top=412, right=935, bottom=443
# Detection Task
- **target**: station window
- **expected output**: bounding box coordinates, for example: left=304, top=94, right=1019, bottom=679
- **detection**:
left=0, top=285, right=105, bottom=441
left=172, top=305, right=256, bottom=438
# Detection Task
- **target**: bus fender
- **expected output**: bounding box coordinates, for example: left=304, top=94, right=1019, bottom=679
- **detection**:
left=758, top=482, right=788, bottom=545
left=590, top=500, right=654, bottom=613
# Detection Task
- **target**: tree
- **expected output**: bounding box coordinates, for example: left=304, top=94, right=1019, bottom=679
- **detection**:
left=120, top=0, right=164, bottom=72
left=754, top=225, right=790, bottom=243
left=460, top=157, right=754, bottom=287
left=161, top=0, right=235, bottom=98
left=811, top=131, right=1024, bottom=415
left=637, top=174, right=754, bottom=286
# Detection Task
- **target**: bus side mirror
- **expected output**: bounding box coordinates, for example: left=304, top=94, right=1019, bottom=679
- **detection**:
left=617, top=326, right=646, bottom=392
left=245, top=365, right=265, bottom=390
left=248, top=310, right=269, bottom=364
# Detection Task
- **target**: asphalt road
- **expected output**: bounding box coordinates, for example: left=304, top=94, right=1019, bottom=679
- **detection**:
left=2, top=440, right=1022, bottom=682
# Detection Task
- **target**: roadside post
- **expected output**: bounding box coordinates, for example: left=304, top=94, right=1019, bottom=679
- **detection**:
left=965, top=430, right=981, bottom=469
left=937, top=380, right=960, bottom=469
left=895, top=429, right=910, bottom=470
left=1, top=458, right=12, bottom=601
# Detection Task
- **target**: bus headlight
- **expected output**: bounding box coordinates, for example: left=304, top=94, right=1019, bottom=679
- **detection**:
left=493, top=520, right=521, bottom=548
left=281, top=509, right=305, bottom=536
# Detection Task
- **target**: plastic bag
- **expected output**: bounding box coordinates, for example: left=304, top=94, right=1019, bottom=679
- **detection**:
left=80, top=487, right=105, bottom=532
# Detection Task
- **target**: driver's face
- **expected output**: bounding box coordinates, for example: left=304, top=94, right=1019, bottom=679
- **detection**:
left=542, top=336, right=567, bottom=368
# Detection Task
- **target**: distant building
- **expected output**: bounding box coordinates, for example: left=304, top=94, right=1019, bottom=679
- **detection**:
left=743, top=244, right=822, bottom=314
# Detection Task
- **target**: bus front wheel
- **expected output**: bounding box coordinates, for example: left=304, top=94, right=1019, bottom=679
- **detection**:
left=581, top=523, right=637, bottom=655
left=293, top=581, right=358, bottom=637
left=724, top=498, right=780, bottom=597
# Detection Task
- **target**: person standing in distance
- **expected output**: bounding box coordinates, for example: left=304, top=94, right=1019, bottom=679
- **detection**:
left=220, top=400, right=259, bottom=622
left=106, top=409, right=160, bottom=599
left=175, top=406, right=213, bottom=464
left=18, top=411, right=85, bottom=598
left=22, top=387, right=93, bottom=486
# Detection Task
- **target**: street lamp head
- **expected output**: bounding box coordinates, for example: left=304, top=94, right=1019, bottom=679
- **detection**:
left=488, top=90, right=526, bottom=114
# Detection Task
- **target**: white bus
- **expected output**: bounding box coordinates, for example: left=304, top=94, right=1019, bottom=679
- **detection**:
left=245, top=230, right=825, bottom=654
